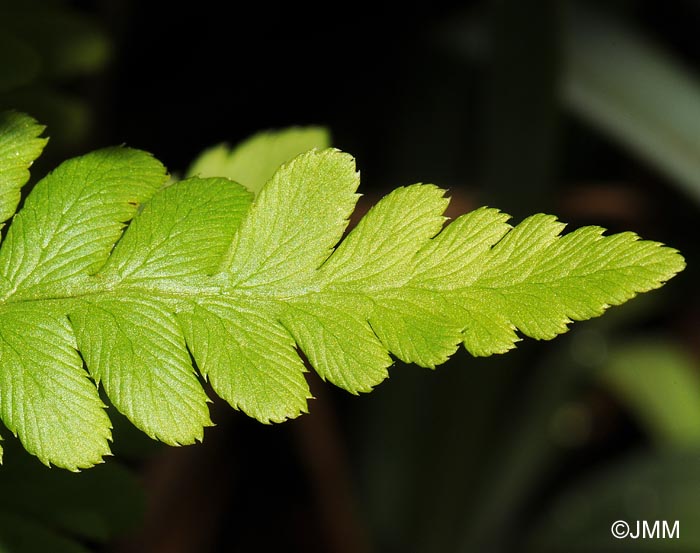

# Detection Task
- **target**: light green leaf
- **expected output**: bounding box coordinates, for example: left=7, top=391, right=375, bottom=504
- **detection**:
left=449, top=214, right=684, bottom=356
left=0, top=147, right=167, bottom=301
left=319, top=185, right=449, bottom=288
left=0, top=116, right=685, bottom=469
left=367, top=289, right=463, bottom=368
left=179, top=298, right=311, bottom=423
left=283, top=184, right=451, bottom=386
left=187, top=126, right=330, bottom=194
left=70, top=294, right=211, bottom=445
left=100, top=176, right=253, bottom=281
left=0, top=112, right=46, bottom=225
left=219, top=149, right=359, bottom=289
left=0, top=146, right=166, bottom=468
left=281, top=293, right=391, bottom=393
left=0, top=304, right=110, bottom=471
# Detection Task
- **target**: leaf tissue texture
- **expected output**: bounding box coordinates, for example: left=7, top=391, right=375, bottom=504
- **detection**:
left=0, top=111, right=47, bottom=226
left=186, top=126, right=330, bottom=194
left=0, top=113, right=686, bottom=469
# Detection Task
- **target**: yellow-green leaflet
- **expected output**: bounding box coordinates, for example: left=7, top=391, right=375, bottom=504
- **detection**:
left=0, top=113, right=685, bottom=469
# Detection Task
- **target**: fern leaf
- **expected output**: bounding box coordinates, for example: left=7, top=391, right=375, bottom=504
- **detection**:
left=187, top=126, right=330, bottom=194
left=0, top=111, right=47, bottom=464
left=0, top=113, right=685, bottom=469
left=0, top=111, right=47, bottom=227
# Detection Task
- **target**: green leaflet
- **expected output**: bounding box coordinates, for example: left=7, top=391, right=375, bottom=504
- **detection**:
left=0, top=304, right=111, bottom=470
left=69, top=294, right=212, bottom=446
left=0, top=147, right=167, bottom=301
left=100, top=176, right=253, bottom=280
left=179, top=298, right=311, bottom=423
left=220, top=150, right=359, bottom=288
left=0, top=113, right=686, bottom=469
left=0, top=142, right=168, bottom=470
left=0, top=111, right=46, bottom=225
left=187, top=126, right=330, bottom=194
left=0, top=112, right=47, bottom=464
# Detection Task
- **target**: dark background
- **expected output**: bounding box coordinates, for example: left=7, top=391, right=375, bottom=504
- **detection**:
left=1, top=1, right=699, bottom=552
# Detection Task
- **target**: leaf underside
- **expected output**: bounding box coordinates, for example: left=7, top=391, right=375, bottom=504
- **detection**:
left=0, top=113, right=686, bottom=469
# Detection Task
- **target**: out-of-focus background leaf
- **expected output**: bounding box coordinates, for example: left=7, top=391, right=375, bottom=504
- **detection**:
left=0, top=0, right=110, bottom=154
left=564, top=4, right=700, bottom=204
left=0, top=0, right=698, bottom=552
left=600, top=341, right=700, bottom=448
left=527, top=449, right=700, bottom=552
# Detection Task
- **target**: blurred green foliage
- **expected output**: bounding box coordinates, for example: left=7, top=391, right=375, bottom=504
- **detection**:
left=0, top=0, right=110, bottom=153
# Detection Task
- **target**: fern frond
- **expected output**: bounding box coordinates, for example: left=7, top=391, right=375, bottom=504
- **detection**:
left=0, top=113, right=685, bottom=469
